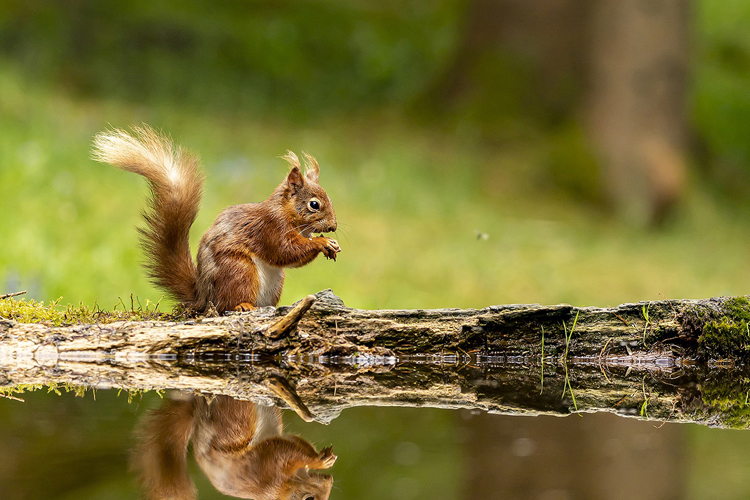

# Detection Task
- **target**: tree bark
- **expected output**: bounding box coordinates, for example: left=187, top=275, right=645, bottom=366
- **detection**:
left=1, top=290, right=749, bottom=428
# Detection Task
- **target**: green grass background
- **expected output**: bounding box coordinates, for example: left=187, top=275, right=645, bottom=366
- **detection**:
left=3, top=66, right=750, bottom=311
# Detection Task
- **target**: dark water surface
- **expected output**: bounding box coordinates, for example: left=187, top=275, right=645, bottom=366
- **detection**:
left=2, top=378, right=750, bottom=500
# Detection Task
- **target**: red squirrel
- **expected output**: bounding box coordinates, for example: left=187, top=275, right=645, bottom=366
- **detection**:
left=134, top=394, right=336, bottom=500
left=92, top=126, right=340, bottom=312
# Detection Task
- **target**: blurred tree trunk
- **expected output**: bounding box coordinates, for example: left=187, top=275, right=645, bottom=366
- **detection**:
left=586, top=0, right=690, bottom=225
left=430, top=0, right=690, bottom=224
left=461, top=412, right=684, bottom=500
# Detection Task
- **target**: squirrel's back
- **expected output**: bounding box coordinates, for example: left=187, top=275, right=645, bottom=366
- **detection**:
left=92, top=126, right=203, bottom=306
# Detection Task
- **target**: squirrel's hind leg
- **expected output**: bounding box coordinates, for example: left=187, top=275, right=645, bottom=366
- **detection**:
left=210, top=252, right=260, bottom=312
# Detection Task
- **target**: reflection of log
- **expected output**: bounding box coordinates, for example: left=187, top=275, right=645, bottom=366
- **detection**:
left=1, top=290, right=750, bottom=428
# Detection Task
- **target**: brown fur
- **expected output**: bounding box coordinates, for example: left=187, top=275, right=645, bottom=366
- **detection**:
left=134, top=395, right=336, bottom=500
left=92, top=127, right=339, bottom=312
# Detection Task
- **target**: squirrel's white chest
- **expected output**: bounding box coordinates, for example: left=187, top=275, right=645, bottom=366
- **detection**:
left=251, top=405, right=282, bottom=446
left=251, top=257, right=284, bottom=307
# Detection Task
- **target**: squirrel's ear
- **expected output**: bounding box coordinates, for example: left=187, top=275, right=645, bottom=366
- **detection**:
left=285, top=166, right=305, bottom=195
left=302, top=152, right=319, bottom=183
left=281, top=151, right=305, bottom=195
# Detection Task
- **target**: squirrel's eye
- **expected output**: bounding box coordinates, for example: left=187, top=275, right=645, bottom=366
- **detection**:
left=308, top=200, right=320, bottom=211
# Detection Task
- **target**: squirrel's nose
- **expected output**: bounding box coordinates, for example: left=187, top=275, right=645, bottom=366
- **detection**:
left=327, top=221, right=337, bottom=232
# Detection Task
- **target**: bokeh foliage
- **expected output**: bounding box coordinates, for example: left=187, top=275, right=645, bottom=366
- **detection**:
left=0, top=0, right=459, bottom=119
left=694, top=0, right=750, bottom=193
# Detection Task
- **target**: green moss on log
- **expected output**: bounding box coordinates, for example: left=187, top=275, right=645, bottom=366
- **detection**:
left=696, top=370, right=750, bottom=429
left=0, top=296, right=185, bottom=326
left=698, top=297, right=750, bottom=357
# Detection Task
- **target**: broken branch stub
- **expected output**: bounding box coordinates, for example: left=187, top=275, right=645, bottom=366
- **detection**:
left=265, top=294, right=316, bottom=340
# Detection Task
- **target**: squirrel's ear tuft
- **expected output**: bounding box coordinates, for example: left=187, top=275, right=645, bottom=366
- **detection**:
left=285, top=166, right=305, bottom=194
left=302, top=152, right=319, bottom=183
left=281, top=151, right=305, bottom=195
left=281, top=150, right=301, bottom=170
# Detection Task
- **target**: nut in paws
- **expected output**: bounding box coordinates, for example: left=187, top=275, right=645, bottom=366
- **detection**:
left=317, top=446, right=338, bottom=468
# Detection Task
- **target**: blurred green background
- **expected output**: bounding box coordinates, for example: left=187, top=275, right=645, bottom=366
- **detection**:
left=2, top=0, right=750, bottom=498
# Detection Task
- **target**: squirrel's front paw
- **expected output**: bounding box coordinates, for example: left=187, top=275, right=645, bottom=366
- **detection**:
left=313, top=446, right=338, bottom=469
left=321, top=238, right=341, bottom=261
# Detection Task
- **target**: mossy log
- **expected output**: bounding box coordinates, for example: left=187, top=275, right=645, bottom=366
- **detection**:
left=1, top=290, right=750, bottom=428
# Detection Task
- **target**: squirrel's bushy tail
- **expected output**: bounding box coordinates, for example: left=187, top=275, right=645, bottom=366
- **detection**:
left=133, top=397, right=197, bottom=500
left=92, top=126, right=203, bottom=306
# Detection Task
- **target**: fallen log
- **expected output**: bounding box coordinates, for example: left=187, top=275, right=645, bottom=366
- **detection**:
left=3, top=289, right=750, bottom=359
left=0, top=290, right=749, bottom=428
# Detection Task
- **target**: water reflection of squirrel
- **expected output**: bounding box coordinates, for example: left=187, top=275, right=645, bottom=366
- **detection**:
left=92, top=126, right=340, bottom=313
left=134, top=394, right=336, bottom=500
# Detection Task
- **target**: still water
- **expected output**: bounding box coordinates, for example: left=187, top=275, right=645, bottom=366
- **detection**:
left=2, top=379, right=750, bottom=500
